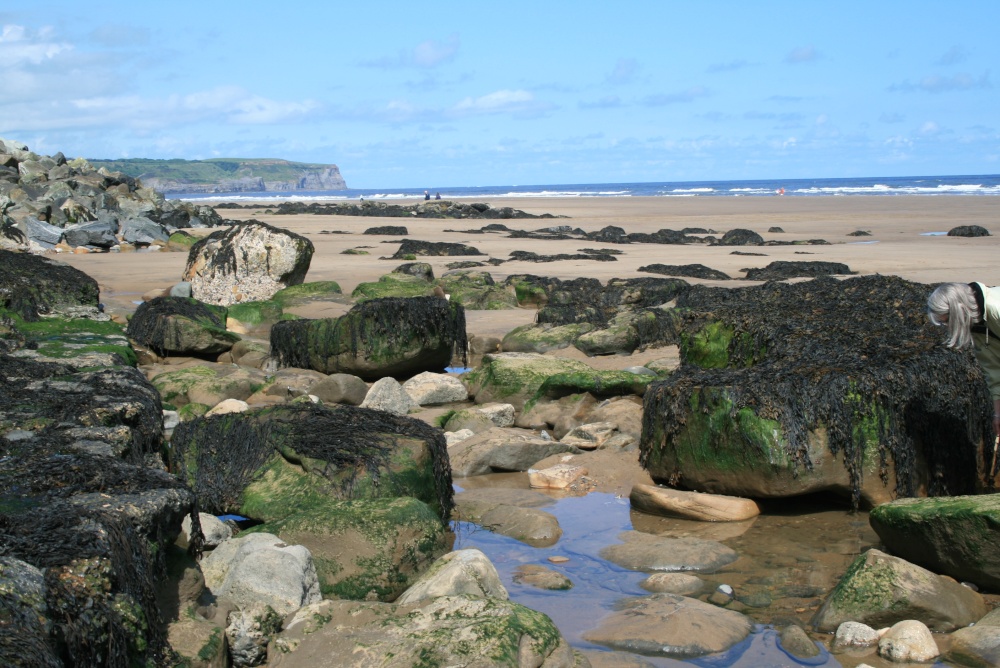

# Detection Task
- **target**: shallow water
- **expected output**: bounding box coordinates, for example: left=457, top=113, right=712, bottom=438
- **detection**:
left=452, top=473, right=954, bottom=667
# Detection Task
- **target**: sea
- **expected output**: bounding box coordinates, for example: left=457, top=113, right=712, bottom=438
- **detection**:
left=170, top=173, right=1000, bottom=202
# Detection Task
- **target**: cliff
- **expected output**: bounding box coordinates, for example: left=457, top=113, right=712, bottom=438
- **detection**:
left=87, top=158, right=347, bottom=194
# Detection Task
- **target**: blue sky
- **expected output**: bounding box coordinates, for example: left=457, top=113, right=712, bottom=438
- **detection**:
left=1, top=1, right=998, bottom=188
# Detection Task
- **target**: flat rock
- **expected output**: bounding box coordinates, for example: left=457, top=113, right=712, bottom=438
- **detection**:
left=600, top=530, right=738, bottom=573
left=396, top=549, right=508, bottom=604
left=402, top=371, right=469, bottom=405
left=629, top=483, right=761, bottom=522
left=512, top=564, right=573, bottom=590
left=528, top=463, right=588, bottom=489
left=448, top=426, right=579, bottom=477
left=639, top=572, right=705, bottom=596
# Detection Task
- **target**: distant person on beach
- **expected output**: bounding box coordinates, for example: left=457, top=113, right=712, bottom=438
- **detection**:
left=927, top=282, right=1000, bottom=434
left=435, top=192, right=441, bottom=200
left=424, top=190, right=430, bottom=200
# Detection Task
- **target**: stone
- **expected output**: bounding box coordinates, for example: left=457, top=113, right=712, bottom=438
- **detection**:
left=21, top=217, right=63, bottom=247
left=226, top=602, right=282, bottom=668
left=629, top=484, right=761, bottom=522
left=582, top=593, right=752, bottom=658
left=812, top=548, right=987, bottom=632
left=308, top=373, right=368, bottom=406
left=126, top=297, right=240, bottom=357
left=183, top=220, right=314, bottom=306
left=262, top=368, right=326, bottom=399
left=512, top=564, right=573, bottom=590
left=528, top=463, right=588, bottom=489
left=396, top=549, right=508, bottom=604
left=181, top=512, right=233, bottom=549
left=778, top=625, right=820, bottom=660
left=464, top=351, right=594, bottom=411
left=205, top=398, right=250, bottom=416
left=560, top=422, right=619, bottom=450
left=437, top=269, right=518, bottom=310
left=448, top=427, right=579, bottom=477
left=869, top=494, right=1000, bottom=590
left=600, top=530, right=739, bottom=573
left=441, top=408, right=495, bottom=434
left=63, top=218, right=118, bottom=248
left=360, top=377, right=418, bottom=415
left=832, top=621, right=880, bottom=651
left=946, top=607, right=1000, bottom=667
left=501, top=322, right=593, bottom=353
left=877, top=620, right=939, bottom=663
left=200, top=532, right=322, bottom=617
left=478, top=504, right=563, bottom=547
left=475, top=402, right=516, bottom=427
left=639, top=573, right=705, bottom=596
left=402, top=371, right=468, bottom=405
left=444, top=428, right=474, bottom=446
left=121, top=216, right=170, bottom=245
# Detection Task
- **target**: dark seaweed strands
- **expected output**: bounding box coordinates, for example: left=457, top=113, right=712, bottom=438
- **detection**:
left=641, top=275, right=990, bottom=507
left=126, top=296, right=225, bottom=357
left=170, top=403, right=454, bottom=521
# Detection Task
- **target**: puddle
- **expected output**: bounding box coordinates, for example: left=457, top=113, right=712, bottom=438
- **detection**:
left=450, top=475, right=951, bottom=667
left=920, top=232, right=948, bottom=236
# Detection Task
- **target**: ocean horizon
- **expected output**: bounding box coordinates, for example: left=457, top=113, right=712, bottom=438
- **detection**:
left=170, top=173, right=1000, bottom=202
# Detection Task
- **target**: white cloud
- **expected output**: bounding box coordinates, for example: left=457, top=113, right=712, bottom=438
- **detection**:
left=361, top=34, right=460, bottom=69
left=918, top=121, right=941, bottom=136
left=785, top=46, right=820, bottom=64
left=606, top=58, right=639, bottom=85
left=451, top=89, right=542, bottom=116
left=0, top=24, right=70, bottom=64
left=888, top=72, right=991, bottom=93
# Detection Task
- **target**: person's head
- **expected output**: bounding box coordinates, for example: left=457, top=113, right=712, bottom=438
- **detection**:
left=927, top=282, right=978, bottom=348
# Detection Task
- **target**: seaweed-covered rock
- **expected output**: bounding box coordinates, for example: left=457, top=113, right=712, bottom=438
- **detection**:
left=811, top=548, right=986, bottom=632
left=437, top=269, right=518, bottom=310
left=271, top=595, right=570, bottom=667
left=127, top=296, right=240, bottom=357
left=717, top=228, right=764, bottom=245
left=743, top=260, right=856, bottom=281
left=948, top=225, right=991, bottom=237
left=351, top=273, right=435, bottom=301
left=0, top=249, right=99, bottom=320
left=638, top=263, right=731, bottom=280
left=391, top=238, right=483, bottom=258
left=501, top=322, right=594, bottom=353
left=640, top=275, right=990, bottom=508
left=183, top=220, right=314, bottom=306
left=464, top=352, right=594, bottom=411
left=868, top=495, right=1000, bottom=589
left=270, top=296, right=467, bottom=381
left=363, top=225, right=408, bottom=235
left=392, top=262, right=434, bottom=282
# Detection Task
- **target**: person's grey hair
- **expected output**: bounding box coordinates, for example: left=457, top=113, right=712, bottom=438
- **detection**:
left=927, top=282, right=978, bottom=348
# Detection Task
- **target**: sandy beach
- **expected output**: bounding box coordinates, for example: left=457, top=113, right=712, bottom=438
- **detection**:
left=57, top=194, right=1000, bottom=344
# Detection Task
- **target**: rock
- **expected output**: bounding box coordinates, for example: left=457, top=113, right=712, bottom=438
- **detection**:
left=831, top=621, right=881, bottom=651
left=560, top=422, right=619, bottom=450
left=582, top=593, right=752, bottom=658
left=629, top=484, right=761, bottom=522
left=600, top=530, right=738, bottom=573
left=169, top=281, right=193, bottom=298
left=946, top=607, right=1000, bottom=667
left=528, top=463, right=588, bottom=489
left=360, top=377, right=418, bottom=415
left=743, top=260, right=856, bottom=281
left=717, top=228, right=764, bottom=245
left=638, top=263, right=731, bottom=280
left=391, top=238, right=484, bottom=258
left=183, top=220, right=314, bottom=306
left=464, top=352, right=594, bottom=410
left=877, top=620, right=939, bottom=663
left=441, top=408, right=495, bottom=434
left=21, top=217, right=64, bottom=247
left=270, top=596, right=571, bottom=668
left=778, top=624, right=820, bottom=660
left=392, top=261, right=434, bottom=281
left=812, top=548, right=987, bottom=632
left=448, top=427, right=579, bottom=477
left=127, top=296, right=240, bottom=357
left=476, top=402, right=516, bottom=427
left=351, top=273, right=436, bottom=301
left=444, top=428, right=474, bottom=445
left=501, top=322, right=594, bottom=353
left=226, top=602, right=283, bottom=668
left=948, top=225, right=990, bottom=237
left=262, top=368, right=326, bottom=399
left=181, top=512, right=233, bottom=549
left=308, top=373, right=368, bottom=405
left=574, top=311, right=644, bottom=356
left=200, top=532, right=322, bottom=616
left=121, top=215, right=169, bottom=245
left=402, top=371, right=468, bottom=405
left=512, top=564, right=573, bottom=590
left=437, top=269, right=518, bottom=310
left=869, top=494, right=1000, bottom=590
left=62, top=218, right=118, bottom=248
left=205, top=398, right=250, bottom=416
left=641, top=275, right=991, bottom=508
left=454, top=488, right=562, bottom=547
left=270, top=296, right=467, bottom=381
left=396, top=548, right=508, bottom=604
left=0, top=249, right=100, bottom=319
left=638, top=572, right=705, bottom=596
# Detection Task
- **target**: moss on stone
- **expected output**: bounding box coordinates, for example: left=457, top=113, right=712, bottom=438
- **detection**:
left=352, top=274, right=434, bottom=301
left=271, top=281, right=343, bottom=306
left=3, top=309, right=137, bottom=366
left=532, top=370, right=651, bottom=402
left=500, top=322, right=593, bottom=353
left=827, top=553, right=902, bottom=616
left=227, top=299, right=284, bottom=327
left=151, top=366, right=218, bottom=406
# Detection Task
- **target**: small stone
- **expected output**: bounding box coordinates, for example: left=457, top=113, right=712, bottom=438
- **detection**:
left=528, top=464, right=588, bottom=489
left=832, top=621, right=880, bottom=651
left=878, top=620, right=939, bottom=663
left=547, top=556, right=570, bottom=564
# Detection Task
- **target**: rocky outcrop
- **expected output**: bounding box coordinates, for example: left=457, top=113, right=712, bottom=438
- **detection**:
left=0, top=137, right=224, bottom=252
left=182, top=220, right=314, bottom=306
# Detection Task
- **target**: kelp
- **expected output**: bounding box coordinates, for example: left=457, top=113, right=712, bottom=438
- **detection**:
left=169, top=403, right=454, bottom=521
left=742, top=260, right=856, bottom=281
left=640, top=275, right=991, bottom=508
left=0, top=249, right=100, bottom=321
left=125, top=296, right=226, bottom=357
left=391, top=239, right=484, bottom=258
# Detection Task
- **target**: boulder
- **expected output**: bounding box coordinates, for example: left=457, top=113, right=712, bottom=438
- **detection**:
left=512, top=564, right=573, bottom=591
left=436, top=269, right=518, bottom=309
left=181, top=512, right=232, bottom=549
left=743, top=260, right=856, bottom=281
left=62, top=218, right=118, bottom=248
left=717, top=228, right=763, bottom=245
left=599, top=530, right=739, bottom=573
left=528, top=463, right=588, bottom=490
left=21, top=217, right=63, bottom=247
left=270, top=296, right=467, bottom=381
left=396, top=548, right=508, bottom=604
left=640, top=276, right=991, bottom=508
left=441, top=408, right=496, bottom=434
left=183, top=220, right=314, bottom=306
left=629, top=484, right=761, bottom=522
left=0, top=249, right=100, bottom=319
left=402, top=371, right=469, bottom=405
left=226, top=602, right=282, bottom=668
left=392, top=261, right=434, bottom=281
left=351, top=273, right=436, bottom=301
left=201, top=532, right=321, bottom=616
left=560, top=422, right=619, bottom=450
left=831, top=621, right=880, bottom=651
left=448, top=427, right=580, bottom=477
left=464, top=352, right=595, bottom=410
left=308, top=373, right=368, bottom=405
left=501, top=322, right=593, bottom=353
left=127, top=296, right=240, bottom=357
left=360, top=377, right=418, bottom=415
left=811, top=548, right=987, bottom=632
left=270, top=596, right=571, bottom=668
left=121, top=215, right=169, bottom=245
left=868, top=494, right=1000, bottom=590
left=946, top=607, right=1000, bottom=667
left=639, top=572, right=705, bottom=596
left=582, top=593, right=752, bottom=658
left=947, top=225, right=990, bottom=237
left=878, top=620, right=939, bottom=663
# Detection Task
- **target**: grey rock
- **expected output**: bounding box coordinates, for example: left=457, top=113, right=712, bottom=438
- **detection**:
left=600, top=530, right=739, bottom=573
left=832, top=621, right=880, bottom=651
left=402, top=371, right=468, bottom=405
left=309, top=373, right=369, bottom=405
left=448, top=427, right=579, bottom=477
left=121, top=216, right=169, bottom=244
left=360, top=377, right=418, bottom=415
left=397, top=549, right=508, bottom=604
left=226, top=602, right=282, bottom=668
left=169, top=282, right=192, bottom=298
left=778, top=624, right=820, bottom=659
left=639, top=572, right=705, bottom=596
left=22, top=217, right=63, bottom=247
left=63, top=218, right=118, bottom=248
left=181, top=512, right=233, bottom=549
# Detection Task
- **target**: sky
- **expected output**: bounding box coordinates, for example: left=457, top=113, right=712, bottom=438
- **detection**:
left=1, top=1, right=998, bottom=188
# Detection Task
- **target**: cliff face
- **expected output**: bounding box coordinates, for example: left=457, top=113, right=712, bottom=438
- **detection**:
left=88, top=159, right=348, bottom=194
